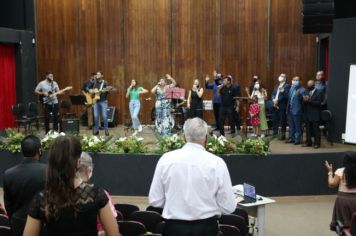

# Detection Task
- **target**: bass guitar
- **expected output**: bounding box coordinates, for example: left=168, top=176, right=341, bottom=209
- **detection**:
left=40, top=86, right=73, bottom=104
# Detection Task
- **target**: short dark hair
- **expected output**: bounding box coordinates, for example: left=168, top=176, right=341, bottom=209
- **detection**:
left=91, top=72, right=97, bottom=76
left=21, top=135, right=41, bottom=157
left=224, top=76, right=232, bottom=83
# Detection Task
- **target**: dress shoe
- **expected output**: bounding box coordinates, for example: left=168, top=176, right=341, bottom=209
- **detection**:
left=93, top=131, right=99, bottom=135
left=302, top=143, right=312, bottom=147
left=105, top=130, right=109, bottom=136
left=285, top=139, right=294, bottom=143
left=294, top=142, right=301, bottom=145
left=314, top=145, right=320, bottom=149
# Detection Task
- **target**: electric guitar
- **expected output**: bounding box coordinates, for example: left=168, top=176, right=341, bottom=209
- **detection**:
left=84, top=86, right=116, bottom=105
left=40, top=86, right=73, bottom=104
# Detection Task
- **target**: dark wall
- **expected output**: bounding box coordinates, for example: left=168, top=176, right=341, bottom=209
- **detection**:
left=0, top=0, right=36, bottom=104
left=328, top=17, right=356, bottom=142
left=0, top=0, right=35, bottom=31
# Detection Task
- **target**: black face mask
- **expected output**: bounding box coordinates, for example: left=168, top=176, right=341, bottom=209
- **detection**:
left=308, top=86, right=315, bottom=91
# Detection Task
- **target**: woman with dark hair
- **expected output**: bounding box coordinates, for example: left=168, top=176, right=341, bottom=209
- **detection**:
left=23, top=136, right=119, bottom=236
left=187, top=79, right=204, bottom=118
left=325, top=151, right=356, bottom=230
left=249, top=81, right=268, bottom=137
left=126, top=79, right=148, bottom=136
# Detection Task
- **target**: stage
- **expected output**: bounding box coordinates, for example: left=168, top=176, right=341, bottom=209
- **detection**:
left=1, top=125, right=356, bottom=197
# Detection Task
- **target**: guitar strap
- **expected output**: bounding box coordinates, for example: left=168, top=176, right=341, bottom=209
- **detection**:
left=99, top=81, right=105, bottom=91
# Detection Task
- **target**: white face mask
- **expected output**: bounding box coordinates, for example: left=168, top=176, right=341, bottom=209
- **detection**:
left=278, top=76, right=285, bottom=82
left=292, top=80, right=300, bottom=86
left=254, top=84, right=260, bottom=90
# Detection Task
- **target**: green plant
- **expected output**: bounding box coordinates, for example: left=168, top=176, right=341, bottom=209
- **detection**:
left=236, top=137, right=271, bottom=156
left=110, top=136, right=147, bottom=153
left=41, top=131, right=66, bottom=150
left=81, top=135, right=112, bottom=153
left=155, top=134, right=185, bottom=154
left=207, top=135, right=236, bottom=154
left=0, top=129, right=25, bottom=153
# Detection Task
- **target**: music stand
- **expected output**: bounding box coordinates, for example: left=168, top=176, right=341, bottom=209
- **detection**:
left=165, top=87, right=185, bottom=100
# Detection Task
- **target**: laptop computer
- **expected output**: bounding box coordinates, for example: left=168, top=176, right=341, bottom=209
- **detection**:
left=242, top=183, right=257, bottom=203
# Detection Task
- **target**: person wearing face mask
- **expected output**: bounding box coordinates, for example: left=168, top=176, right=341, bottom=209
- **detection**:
left=249, top=82, right=268, bottom=137
left=77, top=152, right=118, bottom=234
left=271, top=73, right=291, bottom=140
left=187, top=79, right=204, bottom=118
left=34, top=72, right=62, bottom=134
left=286, top=76, right=307, bottom=145
left=314, top=70, right=328, bottom=110
left=205, top=70, right=223, bottom=130
left=302, top=80, right=323, bottom=148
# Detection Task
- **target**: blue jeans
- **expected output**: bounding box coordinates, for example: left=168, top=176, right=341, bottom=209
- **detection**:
left=129, top=100, right=141, bottom=130
left=93, top=100, right=108, bottom=132
left=288, top=113, right=302, bottom=142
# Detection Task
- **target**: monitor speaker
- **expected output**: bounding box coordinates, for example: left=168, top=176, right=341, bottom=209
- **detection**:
left=105, top=106, right=118, bottom=127
left=61, top=118, right=80, bottom=134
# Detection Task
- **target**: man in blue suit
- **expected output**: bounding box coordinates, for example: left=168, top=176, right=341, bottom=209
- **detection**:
left=286, top=76, right=306, bottom=145
left=271, top=73, right=291, bottom=140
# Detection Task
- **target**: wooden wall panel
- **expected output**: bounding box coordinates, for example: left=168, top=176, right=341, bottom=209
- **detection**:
left=35, top=0, right=316, bottom=125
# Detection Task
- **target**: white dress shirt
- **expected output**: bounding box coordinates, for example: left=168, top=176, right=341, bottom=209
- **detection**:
left=149, top=142, right=236, bottom=220
left=273, top=82, right=285, bottom=103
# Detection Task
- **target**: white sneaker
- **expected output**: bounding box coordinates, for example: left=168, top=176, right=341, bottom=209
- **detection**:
left=138, top=125, right=143, bottom=132
left=132, top=131, right=138, bottom=136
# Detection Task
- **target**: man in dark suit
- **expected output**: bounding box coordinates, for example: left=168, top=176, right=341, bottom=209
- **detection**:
left=286, top=76, right=307, bottom=145
left=303, top=80, right=323, bottom=148
left=3, top=135, right=46, bottom=236
left=271, top=73, right=291, bottom=140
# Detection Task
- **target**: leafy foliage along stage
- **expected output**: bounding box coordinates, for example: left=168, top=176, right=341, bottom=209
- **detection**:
left=0, top=130, right=272, bottom=156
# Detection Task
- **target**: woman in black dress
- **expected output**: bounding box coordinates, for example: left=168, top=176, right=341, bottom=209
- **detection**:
left=23, top=136, right=119, bottom=236
left=187, top=79, right=204, bottom=118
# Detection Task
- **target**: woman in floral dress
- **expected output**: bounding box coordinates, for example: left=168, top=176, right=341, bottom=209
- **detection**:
left=151, top=74, right=177, bottom=135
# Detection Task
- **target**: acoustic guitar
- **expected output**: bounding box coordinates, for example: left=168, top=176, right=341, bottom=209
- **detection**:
left=40, top=86, right=73, bottom=104
left=84, top=86, right=116, bottom=105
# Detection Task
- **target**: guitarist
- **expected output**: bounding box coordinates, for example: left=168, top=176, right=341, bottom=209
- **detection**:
left=89, top=71, right=110, bottom=136
left=81, top=72, right=96, bottom=129
left=34, top=72, right=60, bottom=133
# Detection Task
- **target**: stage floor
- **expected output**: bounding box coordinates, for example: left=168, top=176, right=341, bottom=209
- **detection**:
left=51, top=124, right=356, bottom=154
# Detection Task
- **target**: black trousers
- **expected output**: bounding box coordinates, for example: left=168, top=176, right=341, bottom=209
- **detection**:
left=44, top=103, right=59, bottom=133
left=190, top=106, right=203, bottom=119
left=272, top=108, right=287, bottom=135
left=164, top=217, right=219, bottom=236
left=219, top=106, right=235, bottom=136
left=234, top=109, right=241, bottom=131
left=305, top=120, right=321, bottom=145
left=213, top=103, right=221, bottom=129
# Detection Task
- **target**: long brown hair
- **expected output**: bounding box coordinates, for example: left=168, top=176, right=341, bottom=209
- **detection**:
left=44, top=136, right=82, bottom=219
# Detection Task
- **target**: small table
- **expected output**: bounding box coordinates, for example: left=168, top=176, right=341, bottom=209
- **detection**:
left=233, top=184, right=275, bottom=236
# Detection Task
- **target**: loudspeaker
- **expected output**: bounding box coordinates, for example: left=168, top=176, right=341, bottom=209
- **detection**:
left=61, top=118, right=80, bottom=134
left=302, top=0, right=334, bottom=33
left=104, top=106, right=118, bottom=127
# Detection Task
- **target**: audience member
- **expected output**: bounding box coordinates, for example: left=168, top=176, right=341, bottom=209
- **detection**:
left=302, top=80, right=323, bottom=148
left=286, top=76, right=306, bottom=145
left=271, top=73, right=290, bottom=140
left=23, top=136, right=119, bottom=236
left=325, top=152, right=356, bottom=230
left=77, top=152, right=118, bottom=234
left=149, top=118, right=236, bottom=236
left=3, top=135, right=46, bottom=236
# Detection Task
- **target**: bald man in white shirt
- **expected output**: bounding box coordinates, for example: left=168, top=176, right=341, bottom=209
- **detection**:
left=149, top=117, right=236, bottom=236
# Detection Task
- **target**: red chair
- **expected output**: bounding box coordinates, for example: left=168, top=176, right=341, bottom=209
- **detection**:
left=117, top=221, right=146, bottom=236
left=219, top=224, right=242, bottom=236
left=129, top=211, right=163, bottom=233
